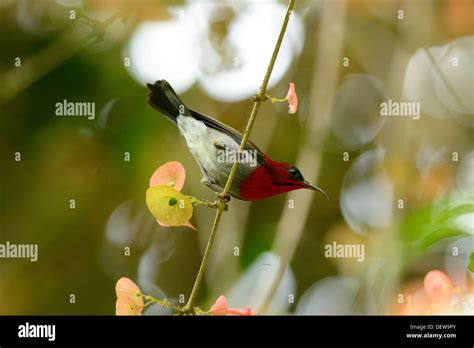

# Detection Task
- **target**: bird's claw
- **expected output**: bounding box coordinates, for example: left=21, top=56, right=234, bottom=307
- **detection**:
left=216, top=192, right=231, bottom=203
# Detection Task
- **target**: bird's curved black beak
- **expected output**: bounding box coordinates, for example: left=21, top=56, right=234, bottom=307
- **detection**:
left=303, top=181, right=328, bottom=199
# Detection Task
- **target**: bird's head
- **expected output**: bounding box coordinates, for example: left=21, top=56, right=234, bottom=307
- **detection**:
left=239, top=158, right=328, bottom=201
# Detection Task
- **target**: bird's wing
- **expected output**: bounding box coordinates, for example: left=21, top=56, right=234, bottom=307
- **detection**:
left=189, top=109, right=267, bottom=166
left=147, top=79, right=267, bottom=166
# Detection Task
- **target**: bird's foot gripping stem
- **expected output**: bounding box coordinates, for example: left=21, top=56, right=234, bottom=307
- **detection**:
left=216, top=192, right=230, bottom=202
left=215, top=192, right=230, bottom=211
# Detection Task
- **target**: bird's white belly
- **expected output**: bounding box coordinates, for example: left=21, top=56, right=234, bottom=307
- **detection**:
left=176, top=115, right=241, bottom=190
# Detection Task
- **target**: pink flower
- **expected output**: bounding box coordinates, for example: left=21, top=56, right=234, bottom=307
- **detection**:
left=156, top=220, right=196, bottom=230
left=423, top=270, right=454, bottom=307
left=209, top=295, right=256, bottom=316
left=115, top=277, right=144, bottom=315
left=226, top=307, right=255, bottom=316
left=150, top=161, right=186, bottom=191
left=209, top=295, right=228, bottom=315
left=390, top=269, right=474, bottom=315
left=285, top=82, right=298, bottom=114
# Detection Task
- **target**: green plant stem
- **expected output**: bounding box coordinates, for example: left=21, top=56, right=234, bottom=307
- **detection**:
left=187, top=196, right=220, bottom=209
left=142, top=295, right=177, bottom=310
left=183, top=0, right=296, bottom=314
left=182, top=207, right=225, bottom=314
left=268, top=96, right=287, bottom=103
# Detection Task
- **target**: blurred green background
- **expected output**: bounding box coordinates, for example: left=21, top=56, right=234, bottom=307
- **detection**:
left=0, top=0, right=473, bottom=315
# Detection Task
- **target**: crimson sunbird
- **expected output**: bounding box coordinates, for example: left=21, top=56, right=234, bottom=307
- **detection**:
left=147, top=80, right=327, bottom=201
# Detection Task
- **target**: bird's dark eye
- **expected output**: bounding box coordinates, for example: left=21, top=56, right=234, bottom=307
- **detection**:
left=288, top=166, right=304, bottom=181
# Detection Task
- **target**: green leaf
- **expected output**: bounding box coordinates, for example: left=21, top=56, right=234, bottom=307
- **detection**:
left=399, top=201, right=473, bottom=264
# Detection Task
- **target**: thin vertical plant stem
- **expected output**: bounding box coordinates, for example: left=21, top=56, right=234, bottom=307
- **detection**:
left=183, top=0, right=296, bottom=314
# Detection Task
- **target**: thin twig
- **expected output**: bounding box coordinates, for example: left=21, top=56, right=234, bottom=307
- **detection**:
left=183, top=0, right=296, bottom=314
left=258, top=0, right=346, bottom=313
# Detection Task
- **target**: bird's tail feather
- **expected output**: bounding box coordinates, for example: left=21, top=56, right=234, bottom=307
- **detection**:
left=147, top=80, right=191, bottom=123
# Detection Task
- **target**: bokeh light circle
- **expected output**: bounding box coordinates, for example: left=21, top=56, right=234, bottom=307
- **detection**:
left=340, top=149, right=394, bottom=235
